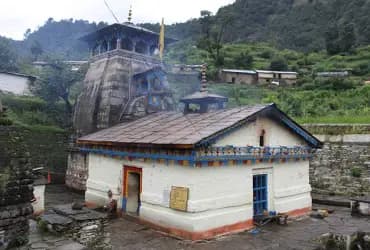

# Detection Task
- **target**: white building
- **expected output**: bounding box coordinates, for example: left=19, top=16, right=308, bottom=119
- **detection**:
left=77, top=102, right=321, bottom=240
left=0, top=72, right=36, bottom=95
left=256, top=70, right=297, bottom=85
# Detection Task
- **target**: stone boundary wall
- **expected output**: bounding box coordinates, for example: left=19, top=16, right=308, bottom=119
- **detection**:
left=0, top=126, right=68, bottom=181
left=304, top=124, right=370, bottom=196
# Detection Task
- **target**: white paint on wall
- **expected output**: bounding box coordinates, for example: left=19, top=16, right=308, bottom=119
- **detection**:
left=214, top=116, right=306, bottom=147
left=0, top=73, right=32, bottom=95
left=32, top=184, right=45, bottom=215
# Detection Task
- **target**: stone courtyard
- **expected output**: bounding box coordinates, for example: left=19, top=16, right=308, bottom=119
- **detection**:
left=9, top=185, right=370, bottom=250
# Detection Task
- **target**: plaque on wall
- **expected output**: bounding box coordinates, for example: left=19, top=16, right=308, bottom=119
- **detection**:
left=169, top=186, right=189, bottom=211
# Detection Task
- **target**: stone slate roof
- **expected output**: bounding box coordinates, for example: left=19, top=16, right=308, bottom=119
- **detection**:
left=77, top=103, right=322, bottom=148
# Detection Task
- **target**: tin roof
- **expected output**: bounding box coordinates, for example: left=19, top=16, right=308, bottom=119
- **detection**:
left=77, top=104, right=322, bottom=148
left=180, top=91, right=228, bottom=104
left=222, top=69, right=257, bottom=74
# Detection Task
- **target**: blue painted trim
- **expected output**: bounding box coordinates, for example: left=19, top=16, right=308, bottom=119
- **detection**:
left=121, top=197, right=127, bottom=212
left=78, top=146, right=312, bottom=167
left=280, top=116, right=319, bottom=147
left=79, top=147, right=196, bottom=162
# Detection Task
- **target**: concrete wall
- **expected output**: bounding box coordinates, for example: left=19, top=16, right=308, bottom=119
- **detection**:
left=304, top=124, right=370, bottom=196
left=0, top=73, right=31, bottom=95
left=85, top=154, right=311, bottom=235
left=215, top=116, right=306, bottom=147
left=220, top=72, right=257, bottom=84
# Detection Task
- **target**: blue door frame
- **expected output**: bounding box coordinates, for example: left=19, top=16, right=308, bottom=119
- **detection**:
left=253, top=174, right=268, bottom=216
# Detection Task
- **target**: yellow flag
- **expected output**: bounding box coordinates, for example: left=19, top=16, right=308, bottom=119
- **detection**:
left=159, top=18, right=165, bottom=60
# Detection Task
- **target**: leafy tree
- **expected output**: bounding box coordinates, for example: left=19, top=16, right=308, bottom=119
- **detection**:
left=31, top=60, right=85, bottom=116
left=340, top=22, right=356, bottom=53
left=233, top=51, right=253, bottom=69
left=0, top=37, right=18, bottom=72
left=197, top=10, right=233, bottom=67
left=325, top=25, right=341, bottom=55
left=30, top=40, right=43, bottom=61
left=269, top=57, right=288, bottom=71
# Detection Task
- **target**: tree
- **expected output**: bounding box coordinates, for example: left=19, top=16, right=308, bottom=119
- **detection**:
left=0, top=38, right=18, bottom=72
left=197, top=10, right=234, bottom=67
left=340, top=22, right=356, bottom=53
left=31, top=60, right=85, bottom=115
left=30, top=40, right=43, bottom=61
left=233, top=51, right=254, bottom=69
left=325, top=25, right=341, bottom=55
left=269, top=57, right=288, bottom=71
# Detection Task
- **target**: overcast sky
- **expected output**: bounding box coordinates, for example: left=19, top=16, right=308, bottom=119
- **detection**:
left=0, top=0, right=235, bottom=40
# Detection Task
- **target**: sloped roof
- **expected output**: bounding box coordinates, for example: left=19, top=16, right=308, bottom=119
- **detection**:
left=80, top=23, right=177, bottom=44
left=180, top=91, right=228, bottom=103
left=77, top=104, right=322, bottom=148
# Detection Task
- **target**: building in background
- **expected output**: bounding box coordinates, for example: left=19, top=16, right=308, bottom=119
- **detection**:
left=0, top=72, right=36, bottom=95
left=32, top=61, right=88, bottom=71
left=220, top=69, right=257, bottom=84
left=220, top=69, right=297, bottom=85
left=255, top=70, right=297, bottom=85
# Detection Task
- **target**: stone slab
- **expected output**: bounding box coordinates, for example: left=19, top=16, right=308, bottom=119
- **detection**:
left=52, top=204, right=90, bottom=216
left=41, top=213, right=73, bottom=226
left=54, top=242, right=87, bottom=250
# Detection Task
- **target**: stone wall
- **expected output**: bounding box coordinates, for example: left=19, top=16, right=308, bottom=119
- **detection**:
left=0, top=128, right=34, bottom=249
left=0, top=126, right=68, bottom=180
left=305, top=124, right=370, bottom=196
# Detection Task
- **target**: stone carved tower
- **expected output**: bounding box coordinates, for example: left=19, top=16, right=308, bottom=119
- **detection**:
left=67, top=21, right=177, bottom=190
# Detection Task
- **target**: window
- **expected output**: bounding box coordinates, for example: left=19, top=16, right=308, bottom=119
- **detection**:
left=259, top=129, right=265, bottom=147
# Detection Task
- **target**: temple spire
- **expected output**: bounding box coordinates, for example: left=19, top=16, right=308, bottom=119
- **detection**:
left=200, top=64, right=208, bottom=93
left=128, top=5, right=133, bottom=23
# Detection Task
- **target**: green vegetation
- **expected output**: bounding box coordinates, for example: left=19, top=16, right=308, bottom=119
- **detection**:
left=351, top=168, right=362, bottom=178
left=0, top=94, right=68, bottom=131
left=203, top=84, right=370, bottom=124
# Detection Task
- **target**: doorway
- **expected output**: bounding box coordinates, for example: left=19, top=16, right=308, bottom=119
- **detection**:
left=253, top=174, right=268, bottom=216
left=123, top=166, right=142, bottom=216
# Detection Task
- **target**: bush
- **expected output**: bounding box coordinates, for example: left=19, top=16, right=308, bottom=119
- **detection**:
left=269, top=57, right=288, bottom=71
left=351, top=168, right=362, bottom=178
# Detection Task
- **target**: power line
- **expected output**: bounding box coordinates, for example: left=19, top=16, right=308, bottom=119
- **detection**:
left=103, top=0, right=120, bottom=23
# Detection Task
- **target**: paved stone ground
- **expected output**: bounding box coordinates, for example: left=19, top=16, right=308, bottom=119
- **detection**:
left=10, top=185, right=370, bottom=249
left=107, top=205, right=370, bottom=250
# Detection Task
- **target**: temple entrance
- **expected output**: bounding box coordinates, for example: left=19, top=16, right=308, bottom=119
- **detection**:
left=124, top=167, right=142, bottom=215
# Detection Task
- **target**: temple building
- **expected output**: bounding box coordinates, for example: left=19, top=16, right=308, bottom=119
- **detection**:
left=76, top=66, right=322, bottom=240
left=66, top=12, right=177, bottom=191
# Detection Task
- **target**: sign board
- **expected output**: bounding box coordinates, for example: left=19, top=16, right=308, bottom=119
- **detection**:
left=170, top=186, right=189, bottom=211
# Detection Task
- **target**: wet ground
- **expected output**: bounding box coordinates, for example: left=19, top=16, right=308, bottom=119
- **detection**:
left=25, top=185, right=370, bottom=249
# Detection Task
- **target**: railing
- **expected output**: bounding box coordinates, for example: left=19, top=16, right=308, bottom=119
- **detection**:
left=196, top=146, right=312, bottom=161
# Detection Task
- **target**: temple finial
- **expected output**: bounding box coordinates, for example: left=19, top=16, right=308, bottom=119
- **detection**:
left=128, top=5, right=133, bottom=23
left=200, top=64, right=208, bottom=93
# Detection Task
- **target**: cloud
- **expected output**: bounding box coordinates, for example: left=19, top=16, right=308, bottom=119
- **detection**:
left=0, top=0, right=234, bottom=40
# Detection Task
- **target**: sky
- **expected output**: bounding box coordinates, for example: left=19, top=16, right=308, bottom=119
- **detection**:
left=0, top=0, right=235, bottom=40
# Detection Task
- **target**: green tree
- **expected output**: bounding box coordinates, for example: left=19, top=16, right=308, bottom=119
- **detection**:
left=269, top=57, right=288, bottom=71
left=325, top=25, right=341, bottom=55
left=0, top=38, right=18, bottom=72
left=340, top=22, right=356, bottom=53
left=233, top=51, right=253, bottom=69
left=30, top=40, right=43, bottom=61
left=31, top=60, right=85, bottom=116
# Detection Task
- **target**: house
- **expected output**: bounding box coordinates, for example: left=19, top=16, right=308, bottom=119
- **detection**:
left=316, top=71, right=349, bottom=78
left=256, top=70, right=298, bottom=85
left=0, top=72, right=36, bottom=95
left=32, top=61, right=88, bottom=71
left=220, top=69, right=257, bottom=84
left=77, top=85, right=321, bottom=240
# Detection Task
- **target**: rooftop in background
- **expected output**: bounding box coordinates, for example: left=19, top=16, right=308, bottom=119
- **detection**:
left=77, top=103, right=322, bottom=149
left=255, top=70, right=297, bottom=75
left=0, top=71, right=37, bottom=81
left=221, top=69, right=257, bottom=75
left=80, top=22, right=177, bottom=44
